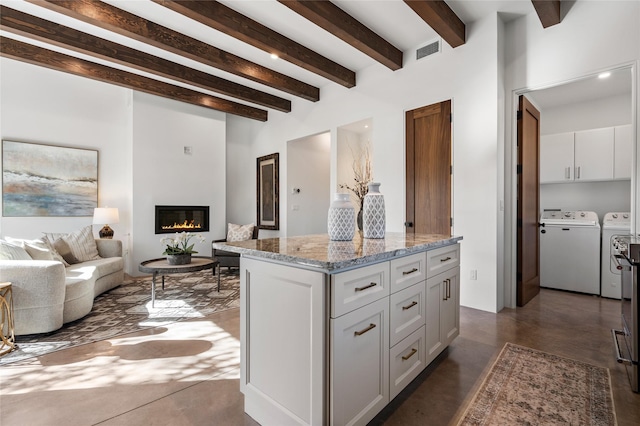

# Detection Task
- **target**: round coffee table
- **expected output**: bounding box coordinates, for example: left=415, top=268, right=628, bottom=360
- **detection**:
left=138, top=256, right=220, bottom=307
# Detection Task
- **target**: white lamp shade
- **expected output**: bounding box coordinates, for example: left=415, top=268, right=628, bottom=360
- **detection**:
left=93, top=207, right=119, bottom=225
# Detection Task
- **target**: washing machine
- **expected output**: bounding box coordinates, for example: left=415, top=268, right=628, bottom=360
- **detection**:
left=601, top=212, right=631, bottom=299
left=540, top=210, right=601, bottom=295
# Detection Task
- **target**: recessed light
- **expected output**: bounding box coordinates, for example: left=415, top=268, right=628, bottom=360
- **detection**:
left=270, top=53, right=279, bottom=60
left=598, top=72, right=611, bottom=79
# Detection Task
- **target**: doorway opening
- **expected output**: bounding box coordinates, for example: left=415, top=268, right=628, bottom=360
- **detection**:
left=511, top=65, right=635, bottom=307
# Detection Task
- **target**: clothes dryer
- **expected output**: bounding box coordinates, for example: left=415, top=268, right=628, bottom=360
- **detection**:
left=540, top=210, right=601, bottom=295
left=601, top=212, right=631, bottom=299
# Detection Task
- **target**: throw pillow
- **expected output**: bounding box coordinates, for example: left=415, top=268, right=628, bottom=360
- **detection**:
left=44, top=225, right=100, bottom=262
left=227, top=223, right=255, bottom=242
left=41, top=235, right=70, bottom=266
left=5, top=237, right=55, bottom=261
left=52, top=238, right=80, bottom=264
left=0, top=239, right=32, bottom=260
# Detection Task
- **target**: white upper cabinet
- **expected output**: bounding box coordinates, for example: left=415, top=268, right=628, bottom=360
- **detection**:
left=540, top=132, right=574, bottom=183
left=574, top=127, right=614, bottom=181
left=614, top=124, right=633, bottom=180
left=540, top=125, right=630, bottom=184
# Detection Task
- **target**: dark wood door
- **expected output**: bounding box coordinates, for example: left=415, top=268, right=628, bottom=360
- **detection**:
left=406, top=100, right=452, bottom=235
left=517, top=95, right=541, bottom=306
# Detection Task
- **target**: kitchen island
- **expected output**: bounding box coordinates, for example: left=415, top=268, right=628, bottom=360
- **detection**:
left=213, top=232, right=462, bottom=426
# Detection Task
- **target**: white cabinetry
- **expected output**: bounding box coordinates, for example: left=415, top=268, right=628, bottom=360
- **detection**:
left=331, top=297, right=389, bottom=426
left=540, top=125, right=630, bottom=183
left=241, top=241, right=461, bottom=426
left=614, top=124, right=632, bottom=179
left=540, top=132, right=574, bottom=183
left=574, top=127, right=614, bottom=181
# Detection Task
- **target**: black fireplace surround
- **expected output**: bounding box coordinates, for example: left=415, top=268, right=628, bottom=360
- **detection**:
left=155, top=205, right=210, bottom=234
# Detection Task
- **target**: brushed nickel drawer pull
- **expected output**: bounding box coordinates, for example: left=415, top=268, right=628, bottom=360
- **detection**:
left=402, top=301, right=418, bottom=310
left=402, top=348, right=418, bottom=361
left=354, top=323, right=376, bottom=336
left=355, top=282, right=377, bottom=292
left=440, top=256, right=452, bottom=262
left=402, top=268, right=419, bottom=275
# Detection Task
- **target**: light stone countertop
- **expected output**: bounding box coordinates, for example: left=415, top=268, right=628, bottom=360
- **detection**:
left=212, top=232, right=462, bottom=272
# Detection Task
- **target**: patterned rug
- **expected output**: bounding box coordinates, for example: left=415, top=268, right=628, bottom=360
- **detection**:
left=457, top=343, right=616, bottom=425
left=0, top=269, right=240, bottom=365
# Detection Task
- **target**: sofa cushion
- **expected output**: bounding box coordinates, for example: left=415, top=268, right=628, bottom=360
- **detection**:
left=227, top=223, right=255, bottom=242
left=5, top=237, right=55, bottom=261
left=70, top=257, right=124, bottom=278
left=44, top=225, right=100, bottom=262
left=0, top=239, right=32, bottom=260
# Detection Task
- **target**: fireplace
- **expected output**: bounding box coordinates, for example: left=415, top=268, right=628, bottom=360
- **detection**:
left=155, top=205, right=210, bottom=234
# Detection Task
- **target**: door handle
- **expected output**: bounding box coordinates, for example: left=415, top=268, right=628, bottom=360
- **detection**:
left=576, top=166, right=581, bottom=179
left=565, top=166, right=571, bottom=179
left=538, top=222, right=545, bottom=227
left=404, top=221, right=413, bottom=228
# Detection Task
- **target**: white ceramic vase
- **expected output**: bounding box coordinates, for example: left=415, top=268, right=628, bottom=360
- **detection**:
left=328, top=193, right=356, bottom=241
left=363, top=182, right=385, bottom=239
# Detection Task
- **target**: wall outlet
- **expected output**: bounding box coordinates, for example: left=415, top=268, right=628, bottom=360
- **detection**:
left=470, top=269, right=477, bottom=280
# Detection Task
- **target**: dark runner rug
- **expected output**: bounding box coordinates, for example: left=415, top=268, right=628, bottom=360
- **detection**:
left=0, top=269, right=239, bottom=365
left=456, top=342, right=616, bottom=425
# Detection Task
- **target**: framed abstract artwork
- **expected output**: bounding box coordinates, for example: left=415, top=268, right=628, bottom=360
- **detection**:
left=256, top=152, right=279, bottom=230
left=2, top=140, right=98, bottom=217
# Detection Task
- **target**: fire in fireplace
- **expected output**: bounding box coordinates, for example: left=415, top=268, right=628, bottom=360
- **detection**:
left=155, top=205, right=210, bottom=234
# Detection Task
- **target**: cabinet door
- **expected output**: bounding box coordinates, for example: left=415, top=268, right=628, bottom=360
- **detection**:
left=540, top=132, right=574, bottom=183
left=390, top=325, right=426, bottom=400
left=441, top=267, right=460, bottom=347
left=425, top=266, right=460, bottom=364
left=331, top=297, right=389, bottom=426
left=614, top=124, right=632, bottom=180
left=574, top=127, right=614, bottom=181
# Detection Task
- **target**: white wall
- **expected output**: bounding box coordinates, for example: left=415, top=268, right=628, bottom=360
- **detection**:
left=131, top=92, right=226, bottom=273
left=0, top=59, right=227, bottom=275
left=287, top=132, right=330, bottom=236
left=0, top=58, right=132, bottom=244
left=226, top=13, right=503, bottom=312
left=504, top=0, right=640, bottom=308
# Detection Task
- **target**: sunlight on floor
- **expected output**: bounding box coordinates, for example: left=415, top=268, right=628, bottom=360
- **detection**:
left=0, top=319, right=240, bottom=394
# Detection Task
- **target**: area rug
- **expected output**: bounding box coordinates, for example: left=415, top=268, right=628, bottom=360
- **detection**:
left=456, top=343, right=616, bottom=426
left=0, top=269, right=240, bottom=365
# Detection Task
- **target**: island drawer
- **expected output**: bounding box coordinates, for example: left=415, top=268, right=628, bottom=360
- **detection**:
left=390, top=325, right=426, bottom=400
left=426, top=244, right=460, bottom=278
left=331, top=261, right=390, bottom=318
left=389, top=282, right=425, bottom=347
left=390, top=252, right=427, bottom=293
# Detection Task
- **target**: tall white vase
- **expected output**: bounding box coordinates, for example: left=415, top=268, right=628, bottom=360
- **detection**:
left=363, top=182, right=385, bottom=239
left=328, top=193, right=355, bottom=241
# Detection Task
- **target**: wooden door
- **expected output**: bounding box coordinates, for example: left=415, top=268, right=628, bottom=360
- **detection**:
left=406, top=100, right=452, bottom=235
left=517, top=95, right=541, bottom=306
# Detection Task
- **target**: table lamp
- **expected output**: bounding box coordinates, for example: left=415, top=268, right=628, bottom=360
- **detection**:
left=93, top=207, right=119, bottom=239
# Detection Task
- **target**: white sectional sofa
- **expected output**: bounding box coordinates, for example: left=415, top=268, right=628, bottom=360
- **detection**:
left=0, top=237, right=124, bottom=335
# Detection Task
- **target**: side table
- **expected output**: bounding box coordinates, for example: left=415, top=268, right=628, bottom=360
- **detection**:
left=0, top=282, right=17, bottom=356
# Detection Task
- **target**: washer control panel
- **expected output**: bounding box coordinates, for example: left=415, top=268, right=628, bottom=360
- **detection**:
left=603, top=212, right=630, bottom=227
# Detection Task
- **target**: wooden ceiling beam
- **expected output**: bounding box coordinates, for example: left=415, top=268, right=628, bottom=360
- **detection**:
left=28, top=0, right=319, bottom=102
left=278, top=0, right=403, bottom=71
left=153, top=0, right=356, bottom=88
left=0, top=5, right=290, bottom=112
left=0, top=36, right=268, bottom=121
left=403, top=0, right=465, bottom=48
left=531, top=0, right=562, bottom=28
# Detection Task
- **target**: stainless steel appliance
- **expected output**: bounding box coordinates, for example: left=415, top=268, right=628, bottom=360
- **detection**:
left=611, top=235, right=640, bottom=392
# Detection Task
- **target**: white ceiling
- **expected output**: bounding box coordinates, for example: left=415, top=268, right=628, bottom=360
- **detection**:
left=1, top=0, right=536, bottom=108
left=5, top=1, right=628, bottom=113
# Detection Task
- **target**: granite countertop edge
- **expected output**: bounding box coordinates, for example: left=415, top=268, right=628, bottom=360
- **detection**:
left=213, top=235, right=462, bottom=272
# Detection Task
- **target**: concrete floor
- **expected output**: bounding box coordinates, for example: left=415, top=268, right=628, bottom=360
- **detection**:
left=1, top=288, right=639, bottom=425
